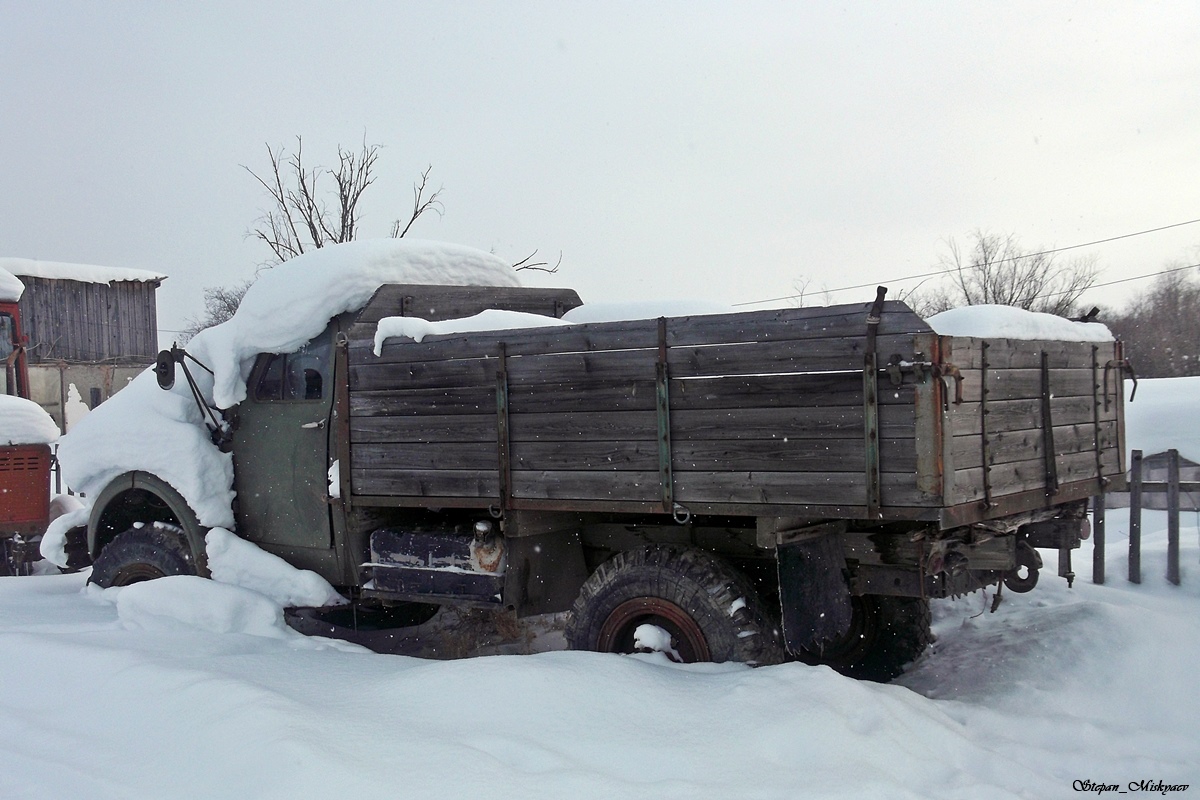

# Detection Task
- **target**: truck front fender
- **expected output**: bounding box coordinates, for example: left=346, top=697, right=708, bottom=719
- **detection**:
left=88, top=471, right=209, bottom=577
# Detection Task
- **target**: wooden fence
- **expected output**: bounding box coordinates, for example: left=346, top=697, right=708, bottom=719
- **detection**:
left=1092, top=448, right=1193, bottom=586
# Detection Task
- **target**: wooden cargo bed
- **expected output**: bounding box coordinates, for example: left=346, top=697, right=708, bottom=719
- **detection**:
left=343, top=287, right=1125, bottom=529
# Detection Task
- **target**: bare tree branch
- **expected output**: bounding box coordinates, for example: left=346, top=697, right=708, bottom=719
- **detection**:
left=511, top=249, right=562, bottom=274
left=391, top=165, right=444, bottom=239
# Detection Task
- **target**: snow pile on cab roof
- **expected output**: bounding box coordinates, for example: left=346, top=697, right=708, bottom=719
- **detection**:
left=191, top=239, right=520, bottom=409
left=927, top=304, right=1114, bottom=342
left=0, top=257, right=166, bottom=285
left=54, top=240, right=519, bottom=536
left=0, top=395, right=59, bottom=445
left=0, top=266, right=23, bottom=301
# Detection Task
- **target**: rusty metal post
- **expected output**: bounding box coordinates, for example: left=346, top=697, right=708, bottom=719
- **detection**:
left=655, top=318, right=674, bottom=514
left=495, top=344, right=512, bottom=511
left=863, top=287, right=886, bottom=519
left=1129, top=449, right=1142, bottom=584
left=1167, top=448, right=1180, bottom=586
left=1092, top=493, right=1105, bottom=585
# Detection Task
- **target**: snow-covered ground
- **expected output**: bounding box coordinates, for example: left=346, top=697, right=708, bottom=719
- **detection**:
left=5, top=275, right=1194, bottom=796
left=0, top=514, right=1195, bottom=799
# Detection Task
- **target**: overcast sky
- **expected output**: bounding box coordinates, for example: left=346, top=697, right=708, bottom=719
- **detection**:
left=3, top=1, right=1198, bottom=339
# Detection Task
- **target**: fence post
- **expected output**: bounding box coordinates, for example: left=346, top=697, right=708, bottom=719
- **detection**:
left=1129, top=449, right=1142, bottom=584
left=1092, top=494, right=1105, bottom=584
left=1168, top=448, right=1181, bottom=585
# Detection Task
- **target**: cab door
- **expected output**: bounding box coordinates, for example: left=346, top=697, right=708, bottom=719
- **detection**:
left=229, top=322, right=340, bottom=580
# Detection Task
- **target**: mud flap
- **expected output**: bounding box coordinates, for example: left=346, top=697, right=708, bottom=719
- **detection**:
left=777, top=534, right=853, bottom=653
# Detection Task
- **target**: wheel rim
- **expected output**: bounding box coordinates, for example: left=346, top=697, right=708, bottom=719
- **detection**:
left=111, top=562, right=168, bottom=587
left=597, top=598, right=711, bottom=662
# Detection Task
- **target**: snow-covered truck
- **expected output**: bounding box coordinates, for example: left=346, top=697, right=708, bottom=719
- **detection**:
left=61, top=242, right=1127, bottom=681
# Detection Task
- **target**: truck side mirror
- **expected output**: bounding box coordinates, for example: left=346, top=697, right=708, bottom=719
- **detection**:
left=155, top=349, right=176, bottom=390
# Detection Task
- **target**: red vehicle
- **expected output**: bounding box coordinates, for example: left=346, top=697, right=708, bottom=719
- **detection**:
left=1, top=296, right=54, bottom=575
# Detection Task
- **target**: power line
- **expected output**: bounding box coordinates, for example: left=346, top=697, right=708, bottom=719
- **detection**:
left=732, top=217, right=1200, bottom=307
left=1041, top=262, right=1200, bottom=300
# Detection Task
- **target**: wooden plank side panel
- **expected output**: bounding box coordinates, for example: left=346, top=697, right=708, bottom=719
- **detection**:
left=496, top=333, right=924, bottom=382
left=946, top=337, right=1119, bottom=370
left=672, top=404, right=915, bottom=440
left=351, top=413, right=499, bottom=444
left=350, top=386, right=496, bottom=417
left=357, top=300, right=930, bottom=364
left=672, top=373, right=912, bottom=410
left=956, top=368, right=1097, bottom=403
left=673, top=471, right=934, bottom=508
left=353, top=441, right=498, bottom=472
left=352, top=468, right=500, bottom=499
left=349, top=351, right=498, bottom=391
left=950, top=447, right=1122, bottom=505
left=948, top=396, right=1112, bottom=436
left=952, top=420, right=1120, bottom=470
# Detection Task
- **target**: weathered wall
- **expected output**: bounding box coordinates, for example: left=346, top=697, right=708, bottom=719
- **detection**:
left=28, top=363, right=144, bottom=433
left=17, top=277, right=159, bottom=364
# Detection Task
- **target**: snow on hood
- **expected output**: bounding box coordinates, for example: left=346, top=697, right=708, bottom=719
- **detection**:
left=57, top=239, right=521, bottom=530
left=0, top=395, right=59, bottom=445
left=0, top=266, right=23, bottom=302
left=0, top=257, right=166, bottom=285
left=927, top=304, right=1114, bottom=342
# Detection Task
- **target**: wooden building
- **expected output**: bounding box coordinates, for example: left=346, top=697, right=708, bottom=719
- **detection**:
left=0, top=258, right=165, bottom=365
left=0, top=258, right=166, bottom=431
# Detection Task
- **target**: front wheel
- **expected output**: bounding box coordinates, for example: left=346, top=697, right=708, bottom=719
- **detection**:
left=800, top=595, right=932, bottom=682
left=565, top=546, right=783, bottom=666
left=89, top=523, right=197, bottom=588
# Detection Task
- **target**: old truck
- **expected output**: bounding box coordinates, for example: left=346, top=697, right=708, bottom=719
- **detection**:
left=79, top=284, right=1126, bottom=680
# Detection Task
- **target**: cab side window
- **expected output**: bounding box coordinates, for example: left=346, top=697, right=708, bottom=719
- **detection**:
left=252, top=331, right=333, bottom=402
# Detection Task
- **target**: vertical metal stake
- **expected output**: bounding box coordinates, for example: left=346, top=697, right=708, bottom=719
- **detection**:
left=1129, top=449, right=1142, bottom=584
left=655, top=318, right=674, bottom=514
left=495, top=344, right=512, bottom=511
left=1092, top=493, right=1105, bottom=585
left=1167, top=448, right=1180, bottom=586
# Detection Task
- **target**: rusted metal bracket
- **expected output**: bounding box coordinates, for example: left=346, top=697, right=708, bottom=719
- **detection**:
left=334, top=331, right=354, bottom=506
left=496, top=343, right=512, bottom=511
left=933, top=362, right=964, bottom=409
left=863, top=287, right=886, bottom=519
left=656, top=317, right=674, bottom=514
left=1040, top=350, right=1059, bottom=497
left=1103, top=356, right=1136, bottom=410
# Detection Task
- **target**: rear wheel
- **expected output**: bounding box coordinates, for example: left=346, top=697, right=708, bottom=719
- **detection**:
left=89, top=523, right=196, bottom=588
left=565, top=546, right=783, bottom=665
left=800, top=595, right=932, bottom=682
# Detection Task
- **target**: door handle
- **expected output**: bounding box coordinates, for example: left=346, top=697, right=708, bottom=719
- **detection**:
left=301, top=419, right=326, bottom=430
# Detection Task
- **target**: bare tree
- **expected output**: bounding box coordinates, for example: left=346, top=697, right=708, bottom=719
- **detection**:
left=179, top=137, right=562, bottom=341
left=916, top=230, right=1100, bottom=317
left=244, top=137, right=443, bottom=265
left=179, top=280, right=254, bottom=343
left=1106, top=267, right=1200, bottom=377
